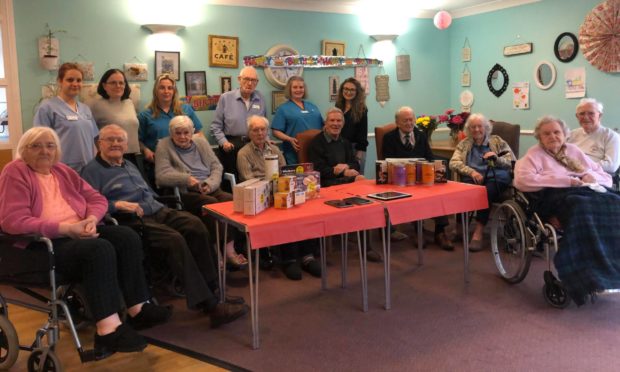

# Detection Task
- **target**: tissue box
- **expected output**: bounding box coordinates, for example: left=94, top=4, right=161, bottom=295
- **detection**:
left=233, top=178, right=260, bottom=213
left=274, top=192, right=294, bottom=209
left=243, top=180, right=271, bottom=216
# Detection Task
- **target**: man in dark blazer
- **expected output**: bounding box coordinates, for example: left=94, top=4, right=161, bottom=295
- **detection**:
left=382, top=106, right=454, bottom=251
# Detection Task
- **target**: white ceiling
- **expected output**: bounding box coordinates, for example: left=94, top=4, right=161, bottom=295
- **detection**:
left=209, top=0, right=541, bottom=18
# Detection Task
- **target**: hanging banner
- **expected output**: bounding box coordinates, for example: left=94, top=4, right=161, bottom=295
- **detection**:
left=375, top=74, right=390, bottom=106
left=243, top=55, right=382, bottom=68
left=396, top=55, right=411, bottom=81
left=355, top=66, right=370, bottom=96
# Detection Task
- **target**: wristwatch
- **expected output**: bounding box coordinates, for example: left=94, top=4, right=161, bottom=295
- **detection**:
left=264, top=44, right=304, bottom=89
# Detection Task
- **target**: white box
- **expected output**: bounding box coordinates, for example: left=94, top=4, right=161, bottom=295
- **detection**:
left=233, top=178, right=260, bottom=213
left=243, top=180, right=271, bottom=216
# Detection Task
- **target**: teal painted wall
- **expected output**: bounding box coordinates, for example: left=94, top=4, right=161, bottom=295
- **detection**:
left=449, top=0, right=620, bottom=154
left=13, top=0, right=619, bottom=173
left=13, top=0, right=449, bottom=176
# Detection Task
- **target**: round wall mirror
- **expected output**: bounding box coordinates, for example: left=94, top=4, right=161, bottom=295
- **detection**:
left=534, top=60, right=556, bottom=90
left=487, top=63, right=509, bottom=97
left=554, top=32, right=579, bottom=63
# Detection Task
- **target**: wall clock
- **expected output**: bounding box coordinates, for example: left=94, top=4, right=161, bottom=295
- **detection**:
left=264, top=44, right=304, bottom=89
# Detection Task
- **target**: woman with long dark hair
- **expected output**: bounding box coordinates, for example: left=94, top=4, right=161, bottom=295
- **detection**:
left=335, top=77, right=368, bottom=173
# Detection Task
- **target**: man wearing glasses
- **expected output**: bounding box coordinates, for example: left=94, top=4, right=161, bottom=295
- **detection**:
left=210, top=66, right=267, bottom=179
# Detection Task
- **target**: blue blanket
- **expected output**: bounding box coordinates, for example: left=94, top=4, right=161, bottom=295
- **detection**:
left=535, top=187, right=620, bottom=305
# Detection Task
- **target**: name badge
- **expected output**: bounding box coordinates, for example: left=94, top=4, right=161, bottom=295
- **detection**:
left=301, top=110, right=309, bottom=114
left=66, top=115, right=78, bottom=121
left=252, top=104, right=261, bottom=110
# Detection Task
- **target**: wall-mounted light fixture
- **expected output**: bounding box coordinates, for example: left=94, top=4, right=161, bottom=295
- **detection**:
left=142, top=24, right=185, bottom=34
left=370, top=34, right=398, bottom=42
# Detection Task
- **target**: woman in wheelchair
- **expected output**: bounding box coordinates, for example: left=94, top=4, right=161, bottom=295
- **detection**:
left=154, top=115, right=247, bottom=268
left=450, top=113, right=515, bottom=252
left=0, top=127, right=172, bottom=356
left=514, top=115, right=620, bottom=305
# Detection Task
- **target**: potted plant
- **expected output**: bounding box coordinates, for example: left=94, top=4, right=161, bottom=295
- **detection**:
left=40, top=23, right=66, bottom=70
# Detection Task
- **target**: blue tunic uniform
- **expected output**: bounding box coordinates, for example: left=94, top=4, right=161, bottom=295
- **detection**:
left=138, top=103, right=203, bottom=151
left=272, top=100, right=323, bottom=164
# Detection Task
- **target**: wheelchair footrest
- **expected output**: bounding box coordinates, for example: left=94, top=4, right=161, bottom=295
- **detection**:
left=79, top=347, right=113, bottom=363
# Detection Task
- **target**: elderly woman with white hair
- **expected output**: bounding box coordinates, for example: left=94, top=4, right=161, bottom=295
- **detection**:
left=0, top=127, right=171, bottom=356
left=449, top=113, right=515, bottom=251
left=514, top=115, right=620, bottom=305
left=155, top=115, right=247, bottom=267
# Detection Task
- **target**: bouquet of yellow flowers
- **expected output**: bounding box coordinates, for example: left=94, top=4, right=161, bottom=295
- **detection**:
left=415, top=115, right=439, bottom=141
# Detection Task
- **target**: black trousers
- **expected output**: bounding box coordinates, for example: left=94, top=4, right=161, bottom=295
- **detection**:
left=217, top=136, right=250, bottom=186
left=38, top=225, right=150, bottom=322
left=142, top=208, right=218, bottom=311
left=181, top=189, right=236, bottom=244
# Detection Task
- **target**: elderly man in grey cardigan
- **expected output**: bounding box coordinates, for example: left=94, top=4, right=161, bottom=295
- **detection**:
left=155, top=115, right=247, bottom=267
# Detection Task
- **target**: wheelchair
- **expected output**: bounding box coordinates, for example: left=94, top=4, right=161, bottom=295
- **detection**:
left=0, top=233, right=105, bottom=371
left=489, top=188, right=571, bottom=308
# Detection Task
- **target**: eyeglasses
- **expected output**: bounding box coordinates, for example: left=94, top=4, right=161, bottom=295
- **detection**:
left=106, top=81, right=125, bottom=86
left=27, top=143, right=57, bottom=150
left=241, top=77, right=259, bottom=84
left=342, top=88, right=357, bottom=93
left=100, top=137, right=127, bottom=144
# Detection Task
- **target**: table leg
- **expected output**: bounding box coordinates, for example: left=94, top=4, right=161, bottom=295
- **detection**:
left=417, top=220, right=424, bottom=265
left=215, top=221, right=224, bottom=303
left=461, top=212, right=470, bottom=283
left=246, top=233, right=260, bottom=349
left=357, top=230, right=368, bottom=312
left=383, top=209, right=391, bottom=310
left=341, top=233, right=348, bottom=289
left=320, top=236, right=327, bottom=290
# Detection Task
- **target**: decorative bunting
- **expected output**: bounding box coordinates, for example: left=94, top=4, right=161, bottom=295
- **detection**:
left=243, top=55, right=382, bottom=68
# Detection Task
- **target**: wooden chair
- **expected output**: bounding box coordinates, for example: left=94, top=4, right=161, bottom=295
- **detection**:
left=295, top=129, right=322, bottom=163
left=374, top=123, right=397, bottom=160
left=490, top=120, right=521, bottom=158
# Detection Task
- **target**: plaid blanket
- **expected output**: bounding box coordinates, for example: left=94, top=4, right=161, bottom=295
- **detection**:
left=535, top=187, right=620, bottom=305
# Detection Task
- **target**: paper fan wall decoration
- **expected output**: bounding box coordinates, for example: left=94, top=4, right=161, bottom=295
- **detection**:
left=579, top=0, right=620, bottom=73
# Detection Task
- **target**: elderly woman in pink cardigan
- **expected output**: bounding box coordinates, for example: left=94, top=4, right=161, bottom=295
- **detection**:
left=514, top=115, right=620, bottom=306
left=0, top=127, right=171, bottom=357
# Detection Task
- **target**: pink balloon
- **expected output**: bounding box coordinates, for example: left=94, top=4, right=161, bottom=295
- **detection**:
left=434, top=10, right=452, bottom=30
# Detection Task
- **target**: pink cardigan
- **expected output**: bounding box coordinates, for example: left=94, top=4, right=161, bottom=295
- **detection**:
left=514, top=143, right=612, bottom=192
left=0, top=160, right=107, bottom=239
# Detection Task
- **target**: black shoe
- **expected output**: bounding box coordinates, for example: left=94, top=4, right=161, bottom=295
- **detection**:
left=127, top=302, right=173, bottom=330
left=94, top=323, right=147, bottom=356
left=435, top=232, right=454, bottom=251
left=212, top=288, right=246, bottom=305
left=367, top=249, right=383, bottom=262
left=283, top=262, right=302, bottom=280
left=302, top=258, right=322, bottom=278
left=207, top=303, right=249, bottom=328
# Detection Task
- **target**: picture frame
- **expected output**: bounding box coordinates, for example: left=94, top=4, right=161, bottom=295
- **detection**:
left=503, top=42, right=533, bottom=57
left=322, top=40, right=346, bottom=56
left=220, top=76, right=232, bottom=93
left=328, top=76, right=339, bottom=102
left=155, top=51, right=180, bottom=80
left=272, top=91, right=287, bottom=114
left=184, top=71, right=207, bottom=96
left=209, top=35, right=239, bottom=68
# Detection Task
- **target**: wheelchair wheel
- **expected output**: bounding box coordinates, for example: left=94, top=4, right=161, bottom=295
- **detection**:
left=0, top=315, right=19, bottom=370
left=57, top=284, right=92, bottom=330
left=543, top=271, right=571, bottom=309
left=490, top=200, right=532, bottom=283
left=27, top=348, right=62, bottom=372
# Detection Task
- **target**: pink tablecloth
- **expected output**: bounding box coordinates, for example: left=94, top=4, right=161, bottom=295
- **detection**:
left=204, top=187, right=386, bottom=249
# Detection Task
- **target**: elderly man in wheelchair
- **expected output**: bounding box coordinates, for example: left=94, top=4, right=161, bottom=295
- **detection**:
left=0, top=127, right=172, bottom=369
left=491, top=115, right=620, bottom=307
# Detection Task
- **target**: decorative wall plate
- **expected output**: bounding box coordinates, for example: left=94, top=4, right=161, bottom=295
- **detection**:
left=579, top=0, right=620, bottom=73
left=460, top=90, right=474, bottom=107
left=487, top=63, right=509, bottom=97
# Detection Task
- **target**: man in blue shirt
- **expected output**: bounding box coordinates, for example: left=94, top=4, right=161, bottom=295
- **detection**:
left=82, top=124, right=248, bottom=328
left=210, top=66, right=266, bottom=178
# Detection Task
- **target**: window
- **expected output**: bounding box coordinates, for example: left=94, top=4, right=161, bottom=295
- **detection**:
left=0, top=0, right=22, bottom=150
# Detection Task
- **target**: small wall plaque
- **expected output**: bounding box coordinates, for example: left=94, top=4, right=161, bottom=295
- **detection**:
left=503, top=43, right=533, bottom=56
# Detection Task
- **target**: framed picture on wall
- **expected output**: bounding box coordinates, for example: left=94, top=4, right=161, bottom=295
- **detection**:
left=155, top=51, right=180, bottom=80
left=184, top=71, right=207, bottom=96
left=322, top=40, right=346, bottom=56
left=272, top=91, right=286, bottom=114
left=220, top=76, right=232, bottom=93
left=209, top=35, right=239, bottom=68
left=328, top=75, right=340, bottom=101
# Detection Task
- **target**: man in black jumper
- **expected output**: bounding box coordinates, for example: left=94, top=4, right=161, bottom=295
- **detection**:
left=308, top=107, right=365, bottom=187
left=382, top=106, right=454, bottom=251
